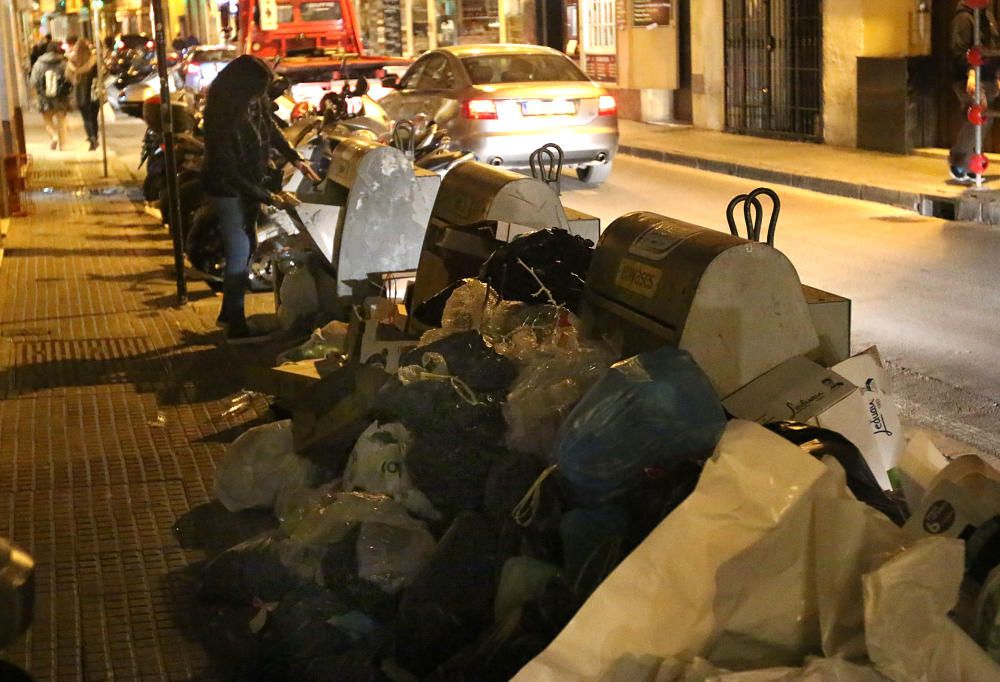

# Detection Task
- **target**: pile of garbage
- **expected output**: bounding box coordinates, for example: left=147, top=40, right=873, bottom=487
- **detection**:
left=200, top=240, right=1000, bottom=681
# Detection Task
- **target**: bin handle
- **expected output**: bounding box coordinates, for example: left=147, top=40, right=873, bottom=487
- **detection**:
left=529, top=142, right=564, bottom=195
left=391, top=120, right=416, bottom=160
left=726, top=187, right=780, bottom=246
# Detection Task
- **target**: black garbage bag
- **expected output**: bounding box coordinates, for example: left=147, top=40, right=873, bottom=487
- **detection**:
left=298, top=644, right=393, bottom=682
left=399, top=330, right=518, bottom=393
left=765, top=421, right=908, bottom=526
left=424, top=626, right=551, bottom=682
left=559, top=505, right=628, bottom=600
left=374, top=377, right=506, bottom=447
left=406, top=432, right=504, bottom=518
left=412, top=280, right=462, bottom=328
left=479, top=228, right=594, bottom=312
left=320, top=528, right=401, bottom=626
left=258, top=584, right=361, bottom=680
left=482, top=453, right=547, bottom=527
left=485, top=453, right=564, bottom=566
left=199, top=531, right=302, bottom=605
left=394, top=512, right=499, bottom=676
left=623, top=459, right=705, bottom=551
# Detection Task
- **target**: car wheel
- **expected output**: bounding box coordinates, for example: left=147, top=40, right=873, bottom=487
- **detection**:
left=575, top=161, right=613, bottom=186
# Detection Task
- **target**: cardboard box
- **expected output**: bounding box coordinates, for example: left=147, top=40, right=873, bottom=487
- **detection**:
left=723, top=348, right=903, bottom=490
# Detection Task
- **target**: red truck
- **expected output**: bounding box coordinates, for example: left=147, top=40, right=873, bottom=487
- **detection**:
left=238, top=0, right=411, bottom=102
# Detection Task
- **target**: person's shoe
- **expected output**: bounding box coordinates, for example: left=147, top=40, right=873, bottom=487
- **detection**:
left=225, top=321, right=271, bottom=345
left=949, top=165, right=968, bottom=182
left=88, top=138, right=98, bottom=151
left=215, top=308, right=229, bottom=328
left=49, top=138, right=58, bottom=150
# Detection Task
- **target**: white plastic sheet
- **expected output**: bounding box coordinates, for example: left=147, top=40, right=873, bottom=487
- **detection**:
left=514, top=421, right=999, bottom=681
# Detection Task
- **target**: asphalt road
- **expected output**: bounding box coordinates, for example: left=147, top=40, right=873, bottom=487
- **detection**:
left=561, top=156, right=1000, bottom=456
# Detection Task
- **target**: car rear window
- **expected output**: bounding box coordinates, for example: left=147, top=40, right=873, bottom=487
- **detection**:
left=461, top=54, right=589, bottom=84
left=192, top=49, right=236, bottom=62
left=300, top=1, right=343, bottom=21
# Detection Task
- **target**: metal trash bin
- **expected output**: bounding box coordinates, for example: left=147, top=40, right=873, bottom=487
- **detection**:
left=582, top=211, right=823, bottom=397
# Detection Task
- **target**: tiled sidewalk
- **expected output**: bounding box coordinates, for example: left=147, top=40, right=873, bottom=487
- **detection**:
left=0, top=131, right=278, bottom=680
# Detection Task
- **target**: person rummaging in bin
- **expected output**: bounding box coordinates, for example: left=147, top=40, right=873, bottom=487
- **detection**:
left=65, top=36, right=100, bottom=151
left=949, top=0, right=1000, bottom=183
left=30, top=42, right=71, bottom=151
left=201, top=55, right=322, bottom=343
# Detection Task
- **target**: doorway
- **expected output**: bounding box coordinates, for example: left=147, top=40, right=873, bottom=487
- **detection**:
left=674, top=0, right=692, bottom=123
left=723, top=0, right=823, bottom=141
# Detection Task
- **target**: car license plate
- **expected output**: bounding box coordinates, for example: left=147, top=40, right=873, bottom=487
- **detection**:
left=520, top=99, right=576, bottom=116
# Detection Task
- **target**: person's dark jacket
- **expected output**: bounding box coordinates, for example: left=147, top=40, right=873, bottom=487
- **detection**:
left=202, top=96, right=301, bottom=203
left=952, top=5, right=1000, bottom=84
left=29, top=39, right=51, bottom=67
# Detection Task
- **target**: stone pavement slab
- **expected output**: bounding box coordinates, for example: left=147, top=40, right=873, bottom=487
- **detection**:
left=617, top=120, right=990, bottom=218
left=0, top=121, right=282, bottom=681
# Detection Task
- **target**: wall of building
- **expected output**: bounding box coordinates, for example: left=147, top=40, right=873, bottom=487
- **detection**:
left=687, top=0, right=928, bottom=147
left=690, top=0, right=723, bottom=131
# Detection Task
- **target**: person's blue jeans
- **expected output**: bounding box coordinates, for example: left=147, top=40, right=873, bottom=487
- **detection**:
left=210, top=195, right=257, bottom=325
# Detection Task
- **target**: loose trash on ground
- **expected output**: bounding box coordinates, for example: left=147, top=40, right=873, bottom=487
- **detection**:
left=189, top=160, right=1000, bottom=681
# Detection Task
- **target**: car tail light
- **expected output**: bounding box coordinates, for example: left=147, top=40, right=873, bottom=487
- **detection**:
left=462, top=99, right=498, bottom=120
left=146, top=40, right=154, bottom=50
left=598, top=95, right=617, bottom=116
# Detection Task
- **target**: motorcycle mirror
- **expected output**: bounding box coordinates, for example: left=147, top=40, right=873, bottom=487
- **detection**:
left=351, top=78, right=369, bottom=98
left=381, top=74, right=400, bottom=89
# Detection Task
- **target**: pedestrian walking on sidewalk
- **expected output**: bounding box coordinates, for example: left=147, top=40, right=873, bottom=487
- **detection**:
left=949, top=0, right=1000, bottom=182
left=30, top=43, right=71, bottom=151
left=202, top=55, right=321, bottom=343
left=66, top=37, right=100, bottom=151
left=29, top=34, right=52, bottom=68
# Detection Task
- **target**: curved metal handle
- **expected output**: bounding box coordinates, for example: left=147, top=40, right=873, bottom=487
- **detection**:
left=391, top=120, right=416, bottom=159
left=529, top=142, right=564, bottom=195
left=725, top=187, right=780, bottom=246
left=747, top=187, right=780, bottom=246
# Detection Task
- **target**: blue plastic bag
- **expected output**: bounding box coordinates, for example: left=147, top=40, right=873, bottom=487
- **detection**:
left=551, top=345, right=727, bottom=504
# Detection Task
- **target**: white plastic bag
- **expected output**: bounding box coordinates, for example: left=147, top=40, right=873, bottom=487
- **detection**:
left=214, top=420, right=317, bottom=512
left=514, top=421, right=997, bottom=681
left=342, top=421, right=440, bottom=519
left=276, top=265, right=319, bottom=330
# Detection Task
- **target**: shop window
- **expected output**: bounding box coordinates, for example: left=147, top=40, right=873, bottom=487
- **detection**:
left=583, top=0, right=615, bottom=54
left=277, top=4, right=294, bottom=23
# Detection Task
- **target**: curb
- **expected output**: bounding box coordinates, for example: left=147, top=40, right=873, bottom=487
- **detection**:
left=617, top=143, right=964, bottom=220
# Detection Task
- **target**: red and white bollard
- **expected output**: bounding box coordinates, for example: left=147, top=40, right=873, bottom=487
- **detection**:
left=967, top=0, right=990, bottom=187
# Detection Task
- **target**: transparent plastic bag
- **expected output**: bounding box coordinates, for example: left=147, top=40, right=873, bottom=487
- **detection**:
left=276, top=264, right=320, bottom=330
left=276, top=320, right=350, bottom=365
left=214, top=420, right=319, bottom=512
left=356, top=519, right=436, bottom=594
left=342, top=421, right=440, bottom=520
left=504, top=345, right=613, bottom=457
left=551, top=346, right=727, bottom=503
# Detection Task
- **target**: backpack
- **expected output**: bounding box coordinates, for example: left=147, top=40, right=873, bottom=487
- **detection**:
left=40, top=66, right=70, bottom=99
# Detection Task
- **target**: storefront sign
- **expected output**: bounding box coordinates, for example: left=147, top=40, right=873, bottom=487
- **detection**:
left=585, top=53, right=617, bottom=83
left=259, top=0, right=279, bottom=30
left=632, top=0, right=671, bottom=27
